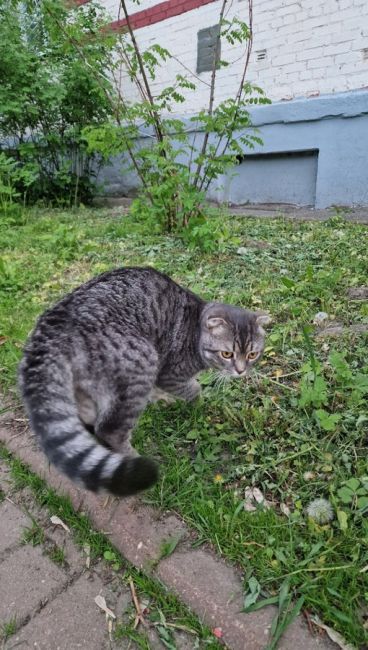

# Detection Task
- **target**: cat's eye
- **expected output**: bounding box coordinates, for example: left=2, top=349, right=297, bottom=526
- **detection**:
left=220, top=351, right=233, bottom=359
left=247, top=351, right=258, bottom=361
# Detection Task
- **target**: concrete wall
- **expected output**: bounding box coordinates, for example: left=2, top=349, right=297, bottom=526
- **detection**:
left=98, top=90, right=368, bottom=208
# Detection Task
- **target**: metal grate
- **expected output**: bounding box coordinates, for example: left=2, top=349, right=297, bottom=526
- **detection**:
left=197, top=24, right=221, bottom=74
left=256, top=49, right=267, bottom=61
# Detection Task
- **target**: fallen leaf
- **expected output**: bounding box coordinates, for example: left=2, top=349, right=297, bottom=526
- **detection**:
left=280, top=503, right=291, bottom=517
left=108, top=618, right=113, bottom=641
left=94, top=595, right=116, bottom=619
left=0, top=336, right=8, bottom=346
left=311, top=616, right=355, bottom=650
left=50, top=515, right=70, bottom=532
left=243, top=487, right=270, bottom=512
left=243, top=576, right=261, bottom=610
left=212, top=627, right=223, bottom=638
left=83, top=543, right=91, bottom=569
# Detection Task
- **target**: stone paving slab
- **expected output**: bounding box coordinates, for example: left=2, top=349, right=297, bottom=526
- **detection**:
left=0, top=418, right=337, bottom=650
left=157, top=549, right=332, bottom=650
left=8, top=571, right=115, bottom=650
left=0, top=544, right=67, bottom=623
left=0, top=501, right=31, bottom=554
left=0, top=461, right=12, bottom=493
left=44, top=524, right=87, bottom=575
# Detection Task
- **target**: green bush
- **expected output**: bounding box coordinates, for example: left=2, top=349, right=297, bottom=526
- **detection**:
left=0, top=0, right=116, bottom=206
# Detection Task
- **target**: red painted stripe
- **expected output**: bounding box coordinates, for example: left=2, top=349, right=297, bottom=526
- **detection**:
left=109, top=0, right=217, bottom=31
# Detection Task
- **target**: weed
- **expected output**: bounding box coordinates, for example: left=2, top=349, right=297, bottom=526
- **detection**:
left=103, top=549, right=122, bottom=571
left=22, top=521, right=45, bottom=547
left=0, top=617, right=17, bottom=641
left=47, top=545, right=66, bottom=567
left=114, top=624, right=150, bottom=649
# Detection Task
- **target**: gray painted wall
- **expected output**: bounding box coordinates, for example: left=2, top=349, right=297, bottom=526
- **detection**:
left=97, top=90, right=368, bottom=208
left=226, top=151, right=318, bottom=206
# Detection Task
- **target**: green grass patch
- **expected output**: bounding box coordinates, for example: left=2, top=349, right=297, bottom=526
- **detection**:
left=22, top=521, right=45, bottom=547
left=47, top=545, right=66, bottom=566
left=1, top=207, right=367, bottom=645
left=0, top=617, right=17, bottom=641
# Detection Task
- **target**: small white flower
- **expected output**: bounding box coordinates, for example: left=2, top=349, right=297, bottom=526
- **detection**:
left=306, top=498, right=334, bottom=524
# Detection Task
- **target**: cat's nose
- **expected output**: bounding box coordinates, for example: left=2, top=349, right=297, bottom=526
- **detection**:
left=235, top=362, right=246, bottom=375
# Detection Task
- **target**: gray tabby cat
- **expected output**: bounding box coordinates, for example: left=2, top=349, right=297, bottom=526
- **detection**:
left=19, top=267, right=269, bottom=496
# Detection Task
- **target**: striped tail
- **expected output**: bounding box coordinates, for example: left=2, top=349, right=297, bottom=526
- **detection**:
left=28, top=405, right=158, bottom=496
left=19, top=362, right=158, bottom=496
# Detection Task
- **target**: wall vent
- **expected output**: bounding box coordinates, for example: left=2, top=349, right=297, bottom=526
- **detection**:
left=197, top=25, right=221, bottom=74
left=362, top=47, right=368, bottom=60
left=256, top=49, right=267, bottom=61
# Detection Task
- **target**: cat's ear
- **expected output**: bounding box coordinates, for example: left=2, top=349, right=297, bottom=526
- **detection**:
left=206, top=317, right=230, bottom=336
left=256, top=312, right=272, bottom=327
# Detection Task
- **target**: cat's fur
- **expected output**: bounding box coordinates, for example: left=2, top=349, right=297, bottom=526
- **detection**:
left=19, top=267, right=269, bottom=496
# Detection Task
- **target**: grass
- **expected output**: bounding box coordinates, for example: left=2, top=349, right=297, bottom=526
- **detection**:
left=0, top=444, right=220, bottom=648
left=22, top=520, right=45, bottom=546
left=0, top=617, right=17, bottom=641
left=47, top=545, right=66, bottom=566
left=0, top=206, right=367, bottom=646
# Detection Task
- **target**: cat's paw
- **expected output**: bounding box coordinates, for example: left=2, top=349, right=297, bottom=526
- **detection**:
left=148, top=387, right=176, bottom=404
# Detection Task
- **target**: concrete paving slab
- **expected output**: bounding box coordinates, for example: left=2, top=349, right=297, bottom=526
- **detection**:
left=0, top=545, right=67, bottom=624
left=0, top=501, right=31, bottom=555
left=0, top=461, right=12, bottom=494
left=9, top=572, right=115, bottom=650
left=156, top=548, right=335, bottom=650
left=0, top=420, right=337, bottom=650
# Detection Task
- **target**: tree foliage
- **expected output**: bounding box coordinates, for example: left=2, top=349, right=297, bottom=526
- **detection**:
left=0, top=0, right=116, bottom=205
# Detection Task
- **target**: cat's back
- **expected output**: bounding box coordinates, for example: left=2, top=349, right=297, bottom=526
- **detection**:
left=27, top=267, right=198, bottom=345
left=69, top=266, right=187, bottom=314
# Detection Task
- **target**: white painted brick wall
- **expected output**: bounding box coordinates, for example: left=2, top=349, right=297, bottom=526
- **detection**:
left=96, top=0, right=368, bottom=111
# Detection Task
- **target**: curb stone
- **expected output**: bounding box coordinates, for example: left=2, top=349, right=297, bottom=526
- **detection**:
left=0, top=415, right=337, bottom=650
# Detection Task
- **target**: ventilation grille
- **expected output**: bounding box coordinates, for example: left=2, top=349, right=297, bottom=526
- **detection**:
left=197, top=25, right=221, bottom=74
left=362, top=47, right=368, bottom=60
left=256, top=49, right=267, bottom=61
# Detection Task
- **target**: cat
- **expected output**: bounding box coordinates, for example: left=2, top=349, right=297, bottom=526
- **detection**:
left=18, top=267, right=270, bottom=496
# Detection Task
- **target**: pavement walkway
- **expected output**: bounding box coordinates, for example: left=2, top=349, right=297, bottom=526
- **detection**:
left=0, top=410, right=336, bottom=650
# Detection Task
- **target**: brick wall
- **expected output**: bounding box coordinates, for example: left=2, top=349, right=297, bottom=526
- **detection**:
left=94, top=0, right=368, bottom=110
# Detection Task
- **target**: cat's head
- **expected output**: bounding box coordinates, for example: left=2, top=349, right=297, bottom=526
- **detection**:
left=199, top=303, right=271, bottom=377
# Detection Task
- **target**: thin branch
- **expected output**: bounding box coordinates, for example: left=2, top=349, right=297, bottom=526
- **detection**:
left=170, top=54, right=211, bottom=87
left=192, top=0, right=228, bottom=190
left=119, top=0, right=164, bottom=143
left=200, top=0, right=254, bottom=194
